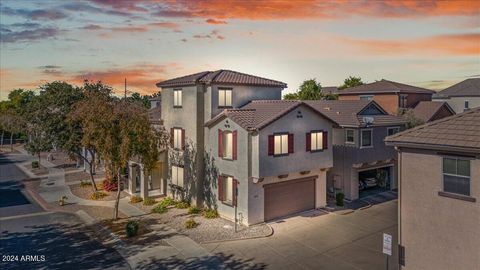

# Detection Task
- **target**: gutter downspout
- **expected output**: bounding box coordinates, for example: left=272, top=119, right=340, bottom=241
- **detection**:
left=397, top=147, right=402, bottom=270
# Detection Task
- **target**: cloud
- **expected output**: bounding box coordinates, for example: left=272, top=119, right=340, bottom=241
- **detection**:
left=0, top=27, right=62, bottom=43
left=79, top=22, right=181, bottom=34
left=192, top=30, right=225, bottom=40
left=80, top=24, right=103, bottom=30
left=205, top=18, right=227, bottom=24
left=2, top=7, right=68, bottom=20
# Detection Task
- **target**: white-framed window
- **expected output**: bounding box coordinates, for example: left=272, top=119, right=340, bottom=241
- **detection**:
left=173, top=128, right=182, bottom=149
left=399, top=94, right=408, bottom=108
left=387, top=127, right=400, bottom=136
left=360, top=129, right=373, bottom=148
left=218, top=88, right=232, bottom=107
left=310, top=132, right=324, bottom=151
left=221, top=176, right=234, bottom=204
left=345, top=129, right=355, bottom=144
left=442, top=157, right=470, bottom=196
left=173, top=89, right=182, bottom=107
left=274, top=134, right=289, bottom=155
left=360, top=95, right=373, bottom=101
left=222, top=131, right=233, bottom=159
left=171, top=165, right=184, bottom=187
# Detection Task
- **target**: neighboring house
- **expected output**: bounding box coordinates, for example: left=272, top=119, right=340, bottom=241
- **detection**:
left=204, top=100, right=335, bottom=225
left=147, top=70, right=287, bottom=206
left=433, top=78, right=480, bottom=113
left=385, top=108, right=480, bottom=270
left=337, top=79, right=436, bottom=114
left=322, top=86, right=338, bottom=95
left=411, top=101, right=455, bottom=123
left=306, top=100, right=406, bottom=201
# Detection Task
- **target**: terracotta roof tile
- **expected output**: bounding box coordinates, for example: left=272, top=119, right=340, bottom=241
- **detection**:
left=337, top=79, right=435, bottom=95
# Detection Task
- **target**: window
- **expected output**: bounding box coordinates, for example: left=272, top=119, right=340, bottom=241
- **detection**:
left=345, top=129, right=355, bottom=144
left=218, top=130, right=237, bottom=160
left=360, top=95, right=373, bottom=101
left=218, top=89, right=232, bottom=107
left=173, top=89, right=182, bottom=107
left=274, top=134, right=289, bottom=155
left=399, top=95, right=408, bottom=108
left=171, top=165, right=184, bottom=187
left=310, top=132, right=324, bottom=151
left=387, top=127, right=400, bottom=136
left=464, top=100, right=469, bottom=111
left=218, top=176, right=236, bottom=206
left=443, top=157, right=470, bottom=196
left=361, top=129, right=373, bottom=148
left=173, top=128, right=183, bottom=149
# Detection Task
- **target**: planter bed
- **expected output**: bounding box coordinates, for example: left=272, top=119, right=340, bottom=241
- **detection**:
left=70, top=183, right=128, bottom=201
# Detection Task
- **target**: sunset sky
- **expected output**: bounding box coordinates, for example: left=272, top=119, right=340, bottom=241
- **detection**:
left=1, top=0, right=479, bottom=99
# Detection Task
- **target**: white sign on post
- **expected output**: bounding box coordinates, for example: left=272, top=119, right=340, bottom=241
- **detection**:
left=383, top=233, right=392, bottom=256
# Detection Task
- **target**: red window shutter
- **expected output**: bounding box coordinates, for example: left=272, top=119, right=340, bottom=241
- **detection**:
left=306, top=132, right=311, bottom=152
left=323, top=131, right=328, bottom=149
left=232, top=130, right=237, bottom=160
left=181, top=129, right=185, bottom=150
left=218, top=129, right=223, bottom=157
left=170, top=128, right=174, bottom=148
left=268, top=135, right=274, bottom=156
left=288, top=134, right=294, bottom=154
left=233, top=179, right=238, bottom=207
left=218, top=176, right=224, bottom=201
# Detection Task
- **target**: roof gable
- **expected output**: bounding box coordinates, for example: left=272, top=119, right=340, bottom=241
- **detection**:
left=435, top=78, right=480, bottom=98
left=412, top=101, right=455, bottom=122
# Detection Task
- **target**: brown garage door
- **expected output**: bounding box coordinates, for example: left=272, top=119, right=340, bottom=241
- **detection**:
left=264, top=177, right=316, bottom=221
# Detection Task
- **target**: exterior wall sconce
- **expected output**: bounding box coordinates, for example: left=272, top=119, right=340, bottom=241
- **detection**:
left=251, top=177, right=264, bottom=184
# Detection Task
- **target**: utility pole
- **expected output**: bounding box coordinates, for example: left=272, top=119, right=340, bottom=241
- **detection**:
left=124, top=78, right=127, bottom=99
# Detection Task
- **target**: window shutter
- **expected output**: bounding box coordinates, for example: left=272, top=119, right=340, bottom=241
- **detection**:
left=170, top=128, right=174, bottom=148
left=218, top=129, right=223, bottom=157
left=218, top=176, right=224, bottom=201
left=268, top=135, right=274, bottom=156
left=232, top=130, right=237, bottom=160
left=233, top=178, right=238, bottom=207
left=181, top=129, right=185, bottom=150
left=288, top=134, right=294, bottom=154
left=306, top=132, right=311, bottom=152
left=323, top=131, right=328, bottom=149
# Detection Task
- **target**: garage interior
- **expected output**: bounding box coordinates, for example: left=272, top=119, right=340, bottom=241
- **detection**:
left=358, top=166, right=391, bottom=198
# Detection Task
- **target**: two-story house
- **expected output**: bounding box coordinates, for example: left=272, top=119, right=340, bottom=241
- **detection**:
left=205, top=100, right=336, bottom=225
left=306, top=100, right=407, bottom=201
left=411, top=101, right=455, bottom=123
left=337, top=79, right=436, bottom=115
left=385, top=108, right=480, bottom=270
left=150, top=70, right=287, bottom=206
left=433, top=78, right=480, bottom=113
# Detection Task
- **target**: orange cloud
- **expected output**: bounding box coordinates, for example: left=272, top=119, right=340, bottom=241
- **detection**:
left=344, top=33, right=480, bottom=56
left=205, top=18, right=227, bottom=24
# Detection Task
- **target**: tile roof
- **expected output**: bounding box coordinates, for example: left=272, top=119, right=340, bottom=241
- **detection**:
left=156, top=70, right=287, bottom=88
left=434, top=78, right=480, bottom=98
left=412, top=101, right=454, bottom=122
left=385, top=107, right=480, bottom=153
left=337, top=79, right=435, bottom=95
left=322, top=86, right=338, bottom=95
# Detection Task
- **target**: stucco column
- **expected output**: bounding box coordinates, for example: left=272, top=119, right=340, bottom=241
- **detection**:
left=140, top=165, right=148, bottom=199
left=128, top=163, right=136, bottom=194
left=350, top=169, right=359, bottom=201
left=316, top=170, right=327, bottom=208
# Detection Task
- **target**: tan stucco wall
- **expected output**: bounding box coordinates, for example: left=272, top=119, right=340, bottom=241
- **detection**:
left=434, top=97, right=480, bottom=114
left=399, top=150, right=480, bottom=270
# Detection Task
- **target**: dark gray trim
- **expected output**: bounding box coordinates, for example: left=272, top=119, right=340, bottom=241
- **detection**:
left=438, top=191, right=476, bottom=202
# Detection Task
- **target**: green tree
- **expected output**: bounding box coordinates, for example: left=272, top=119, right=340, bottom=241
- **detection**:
left=398, top=109, right=425, bottom=129
left=284, top=79, right=324, bottom=100
left=130, top=92, right=150, bottom=108
left=338, top=76, right=364, bottom=90
left=282, top=92, right=298, bottom=100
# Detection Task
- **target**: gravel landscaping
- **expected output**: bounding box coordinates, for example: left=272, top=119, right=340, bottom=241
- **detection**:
left=25, top=163, right=49, bottom=176
left=70, top=183, right=128, bottom=201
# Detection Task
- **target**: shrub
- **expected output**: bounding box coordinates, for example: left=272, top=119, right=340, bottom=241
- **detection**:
left=125, top=220, right=139, bottom=237
left=159, top=197, right=175, bottom=207
left=80, top=180, right=92, bottom=188
left=188, top=206, right=200, bottom=214
left=90, top=191, right=107, bottom=200
left=152, top=204, right=168, bottom=214
left=203, top=209, right=219, bottom=219
left=102, top=179, right=118, bottom=192
left=336, top=192, right=345, bottom=207
left=175, top=201, right=190, bottom=209
left=130, top=195, right=143, bottom=204
left=31, top=161, right=39, bottom=168
left=143, top=197, right=156, bottom=206
left=185, top=218, right=198, bottom=229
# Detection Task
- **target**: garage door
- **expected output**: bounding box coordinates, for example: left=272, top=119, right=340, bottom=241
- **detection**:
left=264, top=177, right=316, bottom=221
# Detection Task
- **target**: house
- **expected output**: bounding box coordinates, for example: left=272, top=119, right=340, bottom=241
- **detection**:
left=411, top=101, right=455, bottom=123
left=337, top=79, right=436, bottom=114
left=306, top=100, right=407, bottom=201
left=131, top=70, right=287, bottom=206
left=385, top=108, right=480, bottom=270
left=204, top=100, right=335, bottom=225
left=433, top=78, right=480, bottom=113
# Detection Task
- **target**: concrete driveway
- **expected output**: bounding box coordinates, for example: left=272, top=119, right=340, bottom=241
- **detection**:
left=202, top=200, right=398, bottom=270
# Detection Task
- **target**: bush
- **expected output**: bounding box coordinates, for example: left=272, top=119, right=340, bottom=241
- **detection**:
left=125, top=220, right=139, bottom=237
left=80, top=180, right=92, bottom=188
left=185, top=218, right=198, bottom=229
left=188, top=206, right=201, bottom=214
left=90, top=191, right=107, bottom=200
left=31, top=161, right=39, bottom=168
left=159, top=197, right=175, bottom=207
left=130, top=195, right=143, bottom=204
left=152, top=204, right=168, bottom=214
left=203, top=209, right=219, bottom=219
left=336, top=192, right=345, bottom=207
left=143, top=197, right=156, bottom=206
left=175, top=201, right=190, bottom=209
left=102, top=179, right=118, bottom=192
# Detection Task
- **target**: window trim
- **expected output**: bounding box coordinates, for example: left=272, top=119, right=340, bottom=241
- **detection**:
left=387, top=126, right=400, bottom=136
left=218, top=88, right=233, bottom=108
left=173, top=89, right=182, bottom=108
left=171, top=165, right=184, bottom=188
left=360, top=128, right=373, bottom=148
left=464, top=100, right=469, bottom=110
left=345, top=129, right=355, bottom=144
left=219, top=174, right=235, bottom=206
left=441, top=156, right=472, bottom=197
left=310, top=130, right=325, bottom=152
left=222, top=130, right=233, bottom=160
left=273, top=132, right=289, bottom=156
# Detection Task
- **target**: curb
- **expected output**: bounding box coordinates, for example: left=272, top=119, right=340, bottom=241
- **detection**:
left=200, top=223, right=274, bottom=244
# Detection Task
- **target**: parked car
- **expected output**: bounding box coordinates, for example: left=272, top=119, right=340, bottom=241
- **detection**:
left=359, top=177, right=377, bottom=190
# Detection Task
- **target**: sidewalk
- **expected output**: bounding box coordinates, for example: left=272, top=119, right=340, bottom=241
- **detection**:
left=15, top=146, right=219, bottom=269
